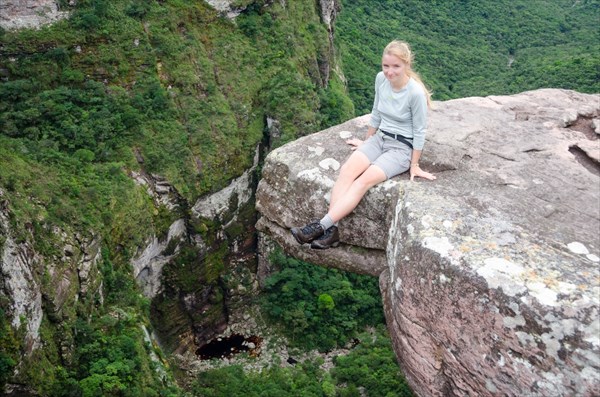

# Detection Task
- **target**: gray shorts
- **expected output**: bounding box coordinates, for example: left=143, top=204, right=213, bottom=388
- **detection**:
left=358, top=131, right=412, bottom=179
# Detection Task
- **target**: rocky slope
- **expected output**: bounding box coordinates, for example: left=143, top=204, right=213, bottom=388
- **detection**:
left=256, top=89, right=600, bottom=396
left=0, top=0, right=348, bottom=393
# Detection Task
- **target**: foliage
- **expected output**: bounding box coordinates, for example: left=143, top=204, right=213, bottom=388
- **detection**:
left=190, top=327, right=413, bottom=397
left=7, top=247, right=176, bottom=396
left=192, top=362, right=327, bottom=397
left=0, top=309, right=19, bottom=390
left=37, top=313, right=178, bottom=397
left=332, top=326, right=414, bottom=397
left=0, top=81, right=140, bottom=158
left=0, top=0, right=353, bottom=390
left=2, top=0, right=595, bottom=394
left=336, top=0, right=600, bottom=114
left=261, top=249, right=385, bottom=352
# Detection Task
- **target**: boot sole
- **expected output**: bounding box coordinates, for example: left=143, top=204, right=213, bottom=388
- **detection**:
left=291, top=227, right=324, bottom=244
left=291, top=228, right=304, bottom=244
left=291, top=228, right=317, bottom=244
left=310, top=241, right=340, bottom=250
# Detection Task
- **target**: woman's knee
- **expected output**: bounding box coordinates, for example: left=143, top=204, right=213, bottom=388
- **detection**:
left=354, top=166, right=386, bottom=190
left=338, top=162, right=357, bottom=180
left=340, top=152, right=370, bottom=177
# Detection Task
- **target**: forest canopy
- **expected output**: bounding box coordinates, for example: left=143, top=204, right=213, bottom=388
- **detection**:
left=336, top=0, right=599, bottom=113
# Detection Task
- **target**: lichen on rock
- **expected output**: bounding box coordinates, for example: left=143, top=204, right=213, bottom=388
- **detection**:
left=256, top=89, right=600, bottom=396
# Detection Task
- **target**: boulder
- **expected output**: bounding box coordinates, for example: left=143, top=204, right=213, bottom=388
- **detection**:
left=256, top=89, right=600, bottom=396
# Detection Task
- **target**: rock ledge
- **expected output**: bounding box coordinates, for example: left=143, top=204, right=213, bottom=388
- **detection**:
left=256, top=89, right=600, bottom=396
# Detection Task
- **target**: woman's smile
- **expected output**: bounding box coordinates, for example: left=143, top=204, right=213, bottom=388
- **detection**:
left=382, top=53, right=408, bottom=90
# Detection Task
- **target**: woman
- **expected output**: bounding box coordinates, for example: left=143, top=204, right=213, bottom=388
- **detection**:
left=292, top=40, right=436, bottom=249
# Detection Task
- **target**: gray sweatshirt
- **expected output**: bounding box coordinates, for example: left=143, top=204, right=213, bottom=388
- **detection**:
left=368, top=71, right=428, bottom=150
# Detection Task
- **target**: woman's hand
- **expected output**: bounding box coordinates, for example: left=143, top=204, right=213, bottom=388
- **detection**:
left=346, top=138, right=363, bottom=150
left=410, top=165, right=436, bottom=181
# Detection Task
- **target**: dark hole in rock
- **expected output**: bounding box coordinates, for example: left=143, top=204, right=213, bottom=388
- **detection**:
left=196, top=333, right=262, bottom=360
left=287, top=356, right=298, bottom=365
left=569, top=145, right=600, bottom=177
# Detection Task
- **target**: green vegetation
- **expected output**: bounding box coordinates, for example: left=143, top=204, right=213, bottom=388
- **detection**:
left=0, top=309, right=19, bottom=390
left=190, top=326, right=412, bottom=397
left=332, top=326, right=414, bottom=397
left=0, top=0, right=352, bottom=393
left=190, top=249, right=412, bottom=396
left=5, top=249, right=178, bottom=396
left=261, top=249, right=385, bottom=352
left=45, top=315, right=178, bottom=397
left=1, top=0, right=597, bottom=394
left=336, top=0, right=600, bottom=113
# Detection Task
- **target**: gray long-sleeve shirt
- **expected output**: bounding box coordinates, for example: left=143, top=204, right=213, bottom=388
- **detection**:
left=368, top=71, right=428, bottom=150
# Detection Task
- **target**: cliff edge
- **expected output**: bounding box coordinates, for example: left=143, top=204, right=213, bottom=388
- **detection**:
left=256, top=89, right=600, bottom=396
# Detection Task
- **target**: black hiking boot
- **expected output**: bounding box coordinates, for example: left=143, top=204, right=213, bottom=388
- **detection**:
left=291, top=221, right=325, bottom=244
left=310, top=226, right=339, bottom=249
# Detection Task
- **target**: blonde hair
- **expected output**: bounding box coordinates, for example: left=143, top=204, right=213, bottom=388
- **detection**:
left=383, top=40, right=432, bottom=108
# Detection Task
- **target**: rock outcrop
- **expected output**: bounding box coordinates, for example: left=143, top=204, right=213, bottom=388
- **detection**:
left=317, top=0, right=341, bottom=86
left=256, top=89, right=600, bottom=396
left=131, top=145, right=261, bottom=355
left=0, top=188, right=103, bottom=374
left=0, top=0, right=69, bottom=30
left=0, top=190, right=42, bottom=355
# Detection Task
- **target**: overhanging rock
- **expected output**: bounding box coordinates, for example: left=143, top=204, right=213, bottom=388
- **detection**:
left=256, top=114, right=393, bottom=276
left=256, top=89, right=600, bottom=396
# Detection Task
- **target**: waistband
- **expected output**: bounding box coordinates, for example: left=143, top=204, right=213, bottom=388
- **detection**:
left=380, top=129, right=413, bottom=149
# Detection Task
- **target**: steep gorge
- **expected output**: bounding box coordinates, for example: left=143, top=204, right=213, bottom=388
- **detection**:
left=0, top=0, right=351, bottom=394
left=1, top=1, right=599, bottom=396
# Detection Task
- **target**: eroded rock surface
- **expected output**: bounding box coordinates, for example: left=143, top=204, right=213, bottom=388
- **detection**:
left=0, top=0, right=69, bottom=30
left=256, top=89, right=600, bottom=396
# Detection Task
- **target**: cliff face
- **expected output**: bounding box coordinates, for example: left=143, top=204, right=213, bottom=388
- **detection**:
left=0, top=0, right=351, bottom=392
left=0, top=188, right=103, bottom=387
left=256, top=89, right=600, bottom=396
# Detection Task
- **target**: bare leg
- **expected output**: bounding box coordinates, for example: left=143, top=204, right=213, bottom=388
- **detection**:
left=327, top=165, right=387, bottom=223
left=329, top=151, right=371, bottom=211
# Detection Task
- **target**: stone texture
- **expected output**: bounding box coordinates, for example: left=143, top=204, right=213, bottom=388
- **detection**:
left=317, top=0, right=341, bottom=86
left=0, top=189, right=103, bottom=363
left=0, top=190, right=42, bottom=355
left=132, top=219, right=187, bottom=298
left=203, top=0, right=245, bottom=19
left=256, top=114, right=395, bottom=276
left=192, top=146, right=260, bottom=226
left=255, top=89, right=600, bottom=396
left=132, top=144, right=261, bottom=355
left=0, top=0, right=68, bottom=30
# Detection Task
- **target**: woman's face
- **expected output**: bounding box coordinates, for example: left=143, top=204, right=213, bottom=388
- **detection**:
left=382, top=53, right=408, bottom=84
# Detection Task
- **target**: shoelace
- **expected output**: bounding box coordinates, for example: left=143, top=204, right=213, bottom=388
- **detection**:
left=317, top=226, right=335, bottom=240
left=302, top=223, right=321, bottom=234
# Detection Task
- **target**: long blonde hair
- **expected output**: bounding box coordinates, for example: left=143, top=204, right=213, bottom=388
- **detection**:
left=383, top=40, right=432, bottom=108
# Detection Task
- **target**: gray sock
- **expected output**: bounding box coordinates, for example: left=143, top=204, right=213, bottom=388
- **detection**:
left=319, top=214, right=335, bottom=231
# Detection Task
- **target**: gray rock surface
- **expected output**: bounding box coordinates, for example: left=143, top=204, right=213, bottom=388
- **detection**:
left=0, top=191, right=42, bottom=355
left=256, top=89, right=600, bottom=396
left=256, top=113, right=393, bottom=275
left=131, top=219, right=187, bottom=298
left=203, top=0, right=245, bottom=19
left=0, top=0, right=68, bottom=30
left=0, top=189, right=103, bottom=366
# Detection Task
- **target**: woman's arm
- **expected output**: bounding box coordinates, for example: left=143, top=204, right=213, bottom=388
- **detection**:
left=409, top=150, right=436, bottom=181
left=347, top=125, right=377, bottom=150
left=366, top=125, right=377, bottom=139
left=349, top=74, right=383, bottom=150
left=409, top=88, right=436, bottom=181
